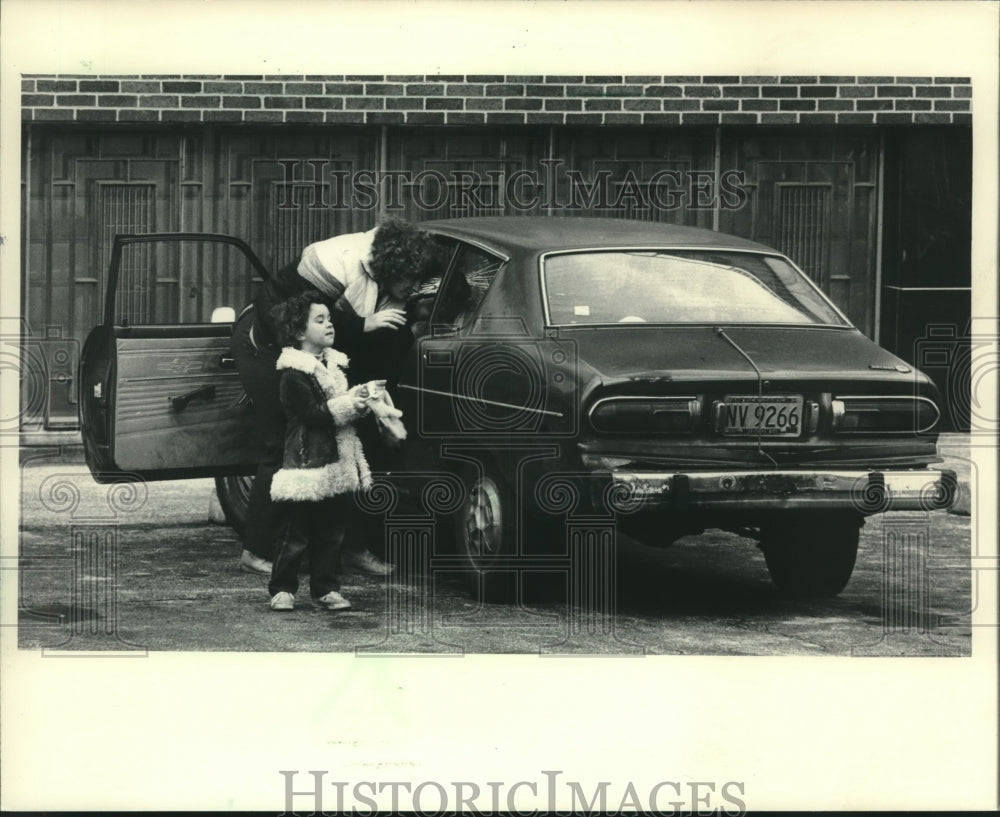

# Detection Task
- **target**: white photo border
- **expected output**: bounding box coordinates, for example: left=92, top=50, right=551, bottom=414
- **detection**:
left=1, top=0, right=997, bottom=811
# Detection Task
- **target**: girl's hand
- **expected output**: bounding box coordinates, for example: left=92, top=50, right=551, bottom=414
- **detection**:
left=349, top=386, right=371, bottom=414
left=364, top=308, right=406, bottom=332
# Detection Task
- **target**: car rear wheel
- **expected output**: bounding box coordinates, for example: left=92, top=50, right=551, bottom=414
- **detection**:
left=214, top=475, right=253, bottom=536
left=760, top=512, right=862, bottom=598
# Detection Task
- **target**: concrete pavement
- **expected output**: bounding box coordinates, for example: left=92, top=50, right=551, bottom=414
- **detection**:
left=14, top=446, right=974, bottom=655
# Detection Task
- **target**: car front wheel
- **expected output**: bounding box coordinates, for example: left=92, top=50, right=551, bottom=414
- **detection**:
left=214, top=475, right=253, bottom=536
left=759, top=512, right=862, bottom=598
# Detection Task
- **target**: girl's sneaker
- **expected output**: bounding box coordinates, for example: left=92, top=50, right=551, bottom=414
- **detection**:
left=269, top=591, right=295, bottom=611
left=316, top=590, right=351, bottom=611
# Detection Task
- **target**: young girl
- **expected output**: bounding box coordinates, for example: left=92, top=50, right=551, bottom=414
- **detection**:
left=232, top=219, right=438, bottom=577
left=266, top=292, right=395, bottom=612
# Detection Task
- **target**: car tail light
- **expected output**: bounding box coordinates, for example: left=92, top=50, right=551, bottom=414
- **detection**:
left=831, top=395, right=940, bottom=433
left=589, top=396, right=699, bottom=433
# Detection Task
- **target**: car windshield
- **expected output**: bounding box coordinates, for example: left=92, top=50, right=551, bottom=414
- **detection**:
left=542, top=250, right=849, bottom=326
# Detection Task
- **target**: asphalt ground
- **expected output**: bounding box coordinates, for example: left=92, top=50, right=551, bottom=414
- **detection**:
left=14, top=435, right=976, bottom=656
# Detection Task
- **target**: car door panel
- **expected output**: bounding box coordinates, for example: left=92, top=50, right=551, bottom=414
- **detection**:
left=79, top=233, right=267, bottom=482
left=111, top=331, right=258, bottom=475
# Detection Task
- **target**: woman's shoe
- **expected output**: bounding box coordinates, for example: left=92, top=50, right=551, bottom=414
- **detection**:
left=240, top=549, right=273, bottom=575
left=342, top=549, right=395, bottom=576
left=316, top=590, right=352, bottom=611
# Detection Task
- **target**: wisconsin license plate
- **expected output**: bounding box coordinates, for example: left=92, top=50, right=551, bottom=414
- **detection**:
left=720, top=395, right=803, bottom=437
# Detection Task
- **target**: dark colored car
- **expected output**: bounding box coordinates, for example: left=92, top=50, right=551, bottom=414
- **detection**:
left=79, top=217, right=955, bottom=599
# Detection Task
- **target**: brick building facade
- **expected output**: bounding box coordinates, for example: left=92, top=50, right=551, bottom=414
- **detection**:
left=21, top=74, right=972, bottom=125
left=18, top=74, right=972, bottom=434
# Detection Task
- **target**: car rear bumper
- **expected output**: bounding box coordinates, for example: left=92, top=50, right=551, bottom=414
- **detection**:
left=605, top=468, right=957, bottom=513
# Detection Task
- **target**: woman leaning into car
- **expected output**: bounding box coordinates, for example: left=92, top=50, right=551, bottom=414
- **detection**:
left=231, top=218, right=441, bottom=577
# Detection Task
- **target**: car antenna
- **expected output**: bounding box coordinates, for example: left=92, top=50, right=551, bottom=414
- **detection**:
left=715, top=327, right=778, bottom=468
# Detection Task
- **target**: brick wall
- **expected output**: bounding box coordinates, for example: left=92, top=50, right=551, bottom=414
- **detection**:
left=21, top=74, right=971, bottom=126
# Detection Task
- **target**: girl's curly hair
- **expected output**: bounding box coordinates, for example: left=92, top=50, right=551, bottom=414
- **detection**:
left=369, top=218, right=442, bottom=287
left=269, top=290, right=329, bottom=349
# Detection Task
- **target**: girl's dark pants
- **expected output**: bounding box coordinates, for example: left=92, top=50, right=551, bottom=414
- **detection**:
left=268, top=496, right=352, bottom=599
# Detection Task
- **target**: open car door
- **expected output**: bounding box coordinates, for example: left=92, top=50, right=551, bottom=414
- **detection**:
left=79, top=234, right=266, bottom=483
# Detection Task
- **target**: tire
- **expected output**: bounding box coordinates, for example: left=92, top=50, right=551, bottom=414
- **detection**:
left=214, top=475, right=253, bottom=536
left=760, top=512, right=862, bottom=598
left=453, top=464, right=519, bottom=603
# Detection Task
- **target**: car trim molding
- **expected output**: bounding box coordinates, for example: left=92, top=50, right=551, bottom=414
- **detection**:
left=422, top=229, right=512, bottom=263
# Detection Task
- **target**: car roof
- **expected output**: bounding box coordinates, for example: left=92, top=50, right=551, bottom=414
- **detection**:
left=418, top=216, right=778, bottom=255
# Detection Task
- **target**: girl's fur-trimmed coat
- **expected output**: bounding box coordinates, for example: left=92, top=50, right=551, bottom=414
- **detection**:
left=269, top=346, right=372, bottom=503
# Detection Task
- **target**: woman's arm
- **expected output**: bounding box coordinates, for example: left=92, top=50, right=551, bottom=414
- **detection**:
left=330, top=297, right=367, bottom=357
left=331, top=297, right=406, bottom=365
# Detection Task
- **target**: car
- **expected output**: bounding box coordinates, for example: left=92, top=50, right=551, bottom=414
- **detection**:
left=79, top=217, right=956, bottom=600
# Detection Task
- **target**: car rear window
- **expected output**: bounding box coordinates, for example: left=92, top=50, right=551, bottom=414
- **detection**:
left=542, top=250, right=849, bottom=327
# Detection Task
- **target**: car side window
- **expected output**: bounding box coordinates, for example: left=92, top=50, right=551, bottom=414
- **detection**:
left=433, top=243, right=504, bottom=331
left=111, top=240, right=258, bottom=326
left=407, top=237, right=457, bottom=338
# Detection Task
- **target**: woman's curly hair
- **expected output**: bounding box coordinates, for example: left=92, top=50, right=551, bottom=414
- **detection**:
left=369, top=218, right=442, bottom=287
left=270, top=290, right=329, bottom=349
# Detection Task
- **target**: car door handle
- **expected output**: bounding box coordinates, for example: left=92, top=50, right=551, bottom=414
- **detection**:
left=219, top=355, right=236, bottom=369
left=170, top=385, right=216, bottom=412
left=424, top=349, right=454, bottom=365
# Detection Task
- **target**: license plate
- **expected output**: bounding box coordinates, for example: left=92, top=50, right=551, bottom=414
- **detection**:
left=720, top=395, right=803, bottom=437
